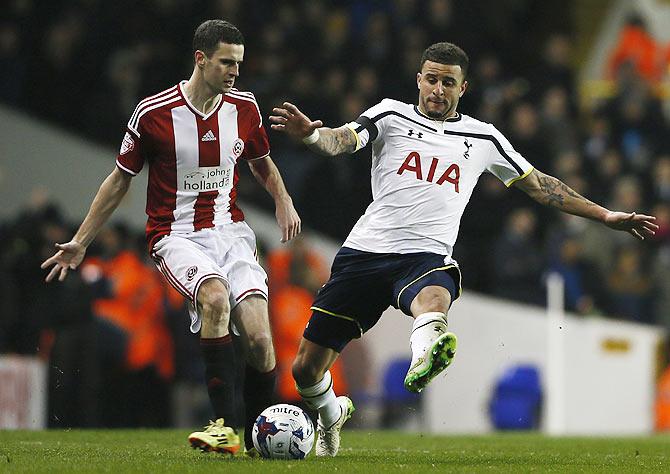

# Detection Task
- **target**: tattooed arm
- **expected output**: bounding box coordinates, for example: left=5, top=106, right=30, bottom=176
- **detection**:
left=269, top=102, right=357, bottom=156
left=303, top=126, right=357, bottom=156
left=514, top=169, right=658, bottom=240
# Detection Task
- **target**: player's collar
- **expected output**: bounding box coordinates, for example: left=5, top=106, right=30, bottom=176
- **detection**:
left=414, top=105, right=462, bottom=123
left=179, top=80, right=223, bottom=120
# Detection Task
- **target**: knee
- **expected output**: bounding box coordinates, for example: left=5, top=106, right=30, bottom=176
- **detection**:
left=198, top=283, right=230, bottom=327
left=247, top=331, right=275, bottom=368
left=292, top=354, right=324, bottom=387
left=414, top=286, right=451, bottom=314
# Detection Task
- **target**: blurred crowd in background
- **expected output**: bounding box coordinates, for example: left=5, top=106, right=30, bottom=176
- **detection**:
left=2, top=0, right=670, bottom=427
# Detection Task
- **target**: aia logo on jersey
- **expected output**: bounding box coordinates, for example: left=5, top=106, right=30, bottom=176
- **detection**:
left=232, top=138, right=245, bottom=158
left=120, top=132, right=135, bottom=155
left=186, top=266, right=198, bottom=281
left=397, top=151, right=460, bottom=193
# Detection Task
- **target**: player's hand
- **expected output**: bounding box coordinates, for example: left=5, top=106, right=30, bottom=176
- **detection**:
left=604, top=211, right=658, bottom=240
left=269, top=102, right=323, bottom=141
left=275, top=197, right=301, bottom=243
left=40, top=240, right=87, bottom=282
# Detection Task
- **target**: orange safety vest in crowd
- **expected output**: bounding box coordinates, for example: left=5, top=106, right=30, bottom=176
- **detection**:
left=85, top=251, right=174, bottom=379
left=608, top=25, right=663, bottom=83
left=656, top=365, right=670, bottom=430
left=266, top=248, right=329, bottom=293
left=270, top=284, right=347, bottom=402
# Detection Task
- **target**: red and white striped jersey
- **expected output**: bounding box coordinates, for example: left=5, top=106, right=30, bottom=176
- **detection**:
left=116, top=81, right=270, bottom=250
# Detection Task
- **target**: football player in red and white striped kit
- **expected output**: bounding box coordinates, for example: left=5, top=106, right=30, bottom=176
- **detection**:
left=41, top=20, right=300, bottom=456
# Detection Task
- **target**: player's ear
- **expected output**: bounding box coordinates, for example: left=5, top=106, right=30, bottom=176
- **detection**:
left=459, top=80, right=468, bottom=97
left=195, top=50, right=207, bottom=69
left=417, top=72, right=421, bottom=90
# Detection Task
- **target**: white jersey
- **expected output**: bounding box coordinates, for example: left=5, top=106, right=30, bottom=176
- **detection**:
left=342, top=98, right=534, bottom=260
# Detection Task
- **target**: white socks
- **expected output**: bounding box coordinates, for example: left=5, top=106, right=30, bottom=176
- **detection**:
left=410, top=312, right=448, bottom=358
left=296, top=370, right=341, bottom=427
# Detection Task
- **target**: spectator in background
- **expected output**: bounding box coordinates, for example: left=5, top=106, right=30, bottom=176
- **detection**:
left=506, top=102, right=551, bottom=172
left=606, top=245, right=654, bottom=323
left=0, top=192, right=102, bottom=427
left=589, top=148, right=624, bottom=205
left=267, top=236, right=328, bottom=295
left=493, top=208, right=544, bottom=305
left=40, top=216, right=101, bottom=428
left=81, top=224, right=175, bottom=427
left=468, top=52, right=526, bottom=124
left=580, top=175, right=646, bottom=277
left=546, top=230, right=604, bottom=315
left=551, top=150, right=583, bottom=181
left=603, top=56, right=667, bottom=171
left=25, top=10, right=89, bottom=126
left=651, top=203, right=670, bottom=328
left=529, top=33, right=577, bottom=111
left=457, top=174, right=521, bottom=293
left=583, top=113, right=613, bottom=165
left=539, top=86, right=579, bottom=157
left=608, top=13, right=663, bottom=84
left=652, top=157, right=670, bottom=203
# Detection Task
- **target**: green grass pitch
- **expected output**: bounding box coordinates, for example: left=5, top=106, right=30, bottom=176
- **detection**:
left=1, top=429, right=669, bottom=473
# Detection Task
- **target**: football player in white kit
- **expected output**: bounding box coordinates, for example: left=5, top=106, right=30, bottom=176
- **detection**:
left=270, top=42, right=657, bottom=456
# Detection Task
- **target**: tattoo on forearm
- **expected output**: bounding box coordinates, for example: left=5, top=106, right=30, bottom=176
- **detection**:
left=537, top=175, right=592, bottom=209
left=309, top=127, right=356, bottom=155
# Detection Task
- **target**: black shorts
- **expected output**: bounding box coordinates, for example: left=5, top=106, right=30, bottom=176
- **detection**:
left=303, top=247, right=462, bottom=352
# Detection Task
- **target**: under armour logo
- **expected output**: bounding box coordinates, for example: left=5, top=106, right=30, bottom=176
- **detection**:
left=463, top=139, right=472, bottom=159
left=434, top=326, right=444, bottom=334
left=408, top=129, right=423, bottom=138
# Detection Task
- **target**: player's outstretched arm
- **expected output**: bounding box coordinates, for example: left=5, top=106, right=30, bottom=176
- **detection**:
left=248, top=156, right=301, bottom=243
left=269, top=102, right=357, bottom=156
left=40, top=167, right=132, bottom=281
left=514, top=169, right=658, bottom=240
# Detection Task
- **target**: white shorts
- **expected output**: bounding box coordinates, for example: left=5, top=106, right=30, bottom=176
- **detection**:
left=151, top=222, right=268, bottom=333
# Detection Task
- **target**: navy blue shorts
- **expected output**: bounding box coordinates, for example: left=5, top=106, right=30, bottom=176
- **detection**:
left=303, top=247, right=462, bottom=352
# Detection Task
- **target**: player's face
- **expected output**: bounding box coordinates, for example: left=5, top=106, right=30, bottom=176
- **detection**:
left=199, top=42, right=244, bottom=93
left=417, top=61, right=467, bottom=120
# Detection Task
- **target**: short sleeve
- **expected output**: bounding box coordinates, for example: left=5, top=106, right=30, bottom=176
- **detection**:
left=242, top=123, right=270, bottom=161
left=345, top=98, right=394, bottom=151
left=484, top=125, right=534, bottom=187
left=116, top=128, right=144, bottom=176
left=239, top=97, right=270, bottom=161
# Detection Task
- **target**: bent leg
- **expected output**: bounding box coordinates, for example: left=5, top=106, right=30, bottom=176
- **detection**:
left=292, top=336, right=353, bottom=456
left=231, top=295, right=277, bottom=449
left=405, top=285, right=457, bottom=393
left=410, top=285, right=452, bottom=317
left=292, top=337, right=340, bottom=387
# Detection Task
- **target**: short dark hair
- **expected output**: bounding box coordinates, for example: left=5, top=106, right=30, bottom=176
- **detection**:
left=420, top=42, right=469, bottom=77
left=193, top=20, right=244, bottom=57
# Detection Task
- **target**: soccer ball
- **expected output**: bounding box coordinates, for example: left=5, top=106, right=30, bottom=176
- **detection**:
left=252, top=404, right=315, bottom=459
